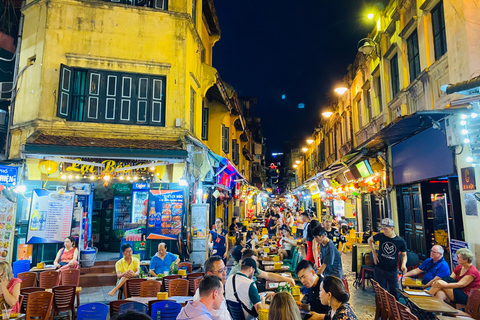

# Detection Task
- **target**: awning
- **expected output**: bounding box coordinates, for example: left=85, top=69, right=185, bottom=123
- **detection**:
left=24, top=133, right=187, bottom=159
left=443, top=76, right=480, bottom=95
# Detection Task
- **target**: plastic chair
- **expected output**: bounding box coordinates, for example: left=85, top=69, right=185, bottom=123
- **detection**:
left=186, top=272, right=204, bottom=295
left=18, top=272, right=37, bottom=288
left=60, top=269, right=80, bottom=306
left=76, top=303, right=108, bottom=320
left=177, top=262, right=193, bottom=273
left=226, top=300, right=246, bottom=320
left=150, top=301, right=182, bottom=320
left=384, top=290, right=399, bottom=320
left=13, top=260, right=31, bottom=277
left=140, top=280, right=161, bottom=297
left=109, top=300, right=131, bottom=318
left=168, top=279, right=189, bottom=296
left=161, top=275, right=181, bottom=292
left=372, top=280, right=388, bottom=320
left=20, top=287, right=46, bottom=313
left=118, top=301, right=148, bottom=314
left=39, top=270, right=59, bottom=289
left=396, top=301, right=418, bottom=320
left=124, top=278, right=146, bottom=298
left=52, top=285, right=76, bottom=320
left=25, top=291, right=53, bottom=320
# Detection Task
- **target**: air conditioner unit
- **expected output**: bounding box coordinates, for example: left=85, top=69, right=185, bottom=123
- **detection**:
left=445, top=116, right=461, bottom=147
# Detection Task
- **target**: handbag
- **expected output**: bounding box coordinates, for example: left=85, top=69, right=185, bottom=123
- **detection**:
left=232, top=275, right=259, bottom=318
left=58, top=248, right=68, bottom=267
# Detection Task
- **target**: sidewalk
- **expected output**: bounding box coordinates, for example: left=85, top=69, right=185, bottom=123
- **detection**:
left=341, top=251, right=376, bottom=319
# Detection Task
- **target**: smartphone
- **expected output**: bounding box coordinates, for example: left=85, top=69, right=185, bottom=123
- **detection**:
left=260, top=292, right=268, bottom=297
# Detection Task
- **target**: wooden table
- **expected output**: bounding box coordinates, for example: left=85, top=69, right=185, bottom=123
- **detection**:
left=140, top=260, right=150, bottom=266
left=399, top=289, right=459, bottom=319
left=127, top=296, right=192, bottom=305
left=46, top=287, right=82, bottom=293
left=436, top=316, right=473, bottom=320
left=258, top=256, right=281, bottom=262
left=264, top=265, right=290, bottom=272
left=261, top=260, right=283, bottom=265
left=403, top=277, right=427, bottom=289
left=29, top=267, right=56, bottom=272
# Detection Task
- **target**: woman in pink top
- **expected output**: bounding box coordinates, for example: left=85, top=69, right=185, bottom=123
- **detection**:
left=429, top=248, right=480, bottom=304
left=0, top=261, right=21, bottom=313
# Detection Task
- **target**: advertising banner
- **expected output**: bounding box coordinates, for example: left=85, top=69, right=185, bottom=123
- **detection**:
left=0, top=166, right=17, bottom=186
left=0, top=193, right=16, bottom=263
left=26, top=190, right=75, bottom=244
left=146, top=190, right=184, bottom=240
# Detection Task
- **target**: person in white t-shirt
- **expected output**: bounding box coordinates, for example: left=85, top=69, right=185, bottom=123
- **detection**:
left=193, top=256, right=231, bottom=320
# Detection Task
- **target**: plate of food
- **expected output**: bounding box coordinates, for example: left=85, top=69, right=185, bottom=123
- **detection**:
left=161, top=215, right=171, bottom=222
left=173, top=203, right=182, bottom=209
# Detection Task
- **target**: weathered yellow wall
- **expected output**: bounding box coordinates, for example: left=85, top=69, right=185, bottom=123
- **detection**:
left=11, top=0, right=218, bottom=158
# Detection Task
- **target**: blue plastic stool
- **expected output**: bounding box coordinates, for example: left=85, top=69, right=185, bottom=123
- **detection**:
left=150, top=301, right=182, bottom=320
left=12, top=260, right=30, bottom=278
left=77, top=303, right=108, bottom=320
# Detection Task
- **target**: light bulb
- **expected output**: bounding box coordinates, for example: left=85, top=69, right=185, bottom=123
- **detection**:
left=68, top=175, right=73, bottom=179
left=472, top=113, right=478, bottom=118
left=461, top=114, right=468, bottom=120
left=462, top=129, right=469, bottom=135
left=467, top=156, right=473, bottom=163
left=473, top=163, right=477, bottom=167
left=61, top=175, right=67, bottom=180
left=90, top=175, right=95, bottom=180
left=133, top=176, right=138, bottom=181
left=119, top=176, right=124, bottom=180
left=464, top=138, right=471, bottom=144
left=461, top=120, right=467, bottom=126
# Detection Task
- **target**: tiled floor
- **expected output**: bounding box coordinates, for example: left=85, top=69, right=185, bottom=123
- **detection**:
left=79, top=250, right=377, bottom=318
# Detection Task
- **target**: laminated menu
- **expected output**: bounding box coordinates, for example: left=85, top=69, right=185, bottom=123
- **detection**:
left=0, top=194, right=16, bottom=263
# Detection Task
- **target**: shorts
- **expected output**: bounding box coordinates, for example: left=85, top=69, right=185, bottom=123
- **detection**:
left=453, top=289, right=469, bottom=304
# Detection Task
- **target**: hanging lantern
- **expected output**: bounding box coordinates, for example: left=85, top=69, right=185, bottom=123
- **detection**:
left=341, top=195, right=348, bottom=201
left=155, top=165, right=166, bottom=179
left=367, top=186, right=373, bottom=192
left=372, top=176, right=380, bottom=184
left=38, top=160, right=59, bottom=175
left=371, top=162, right=384, bottom=172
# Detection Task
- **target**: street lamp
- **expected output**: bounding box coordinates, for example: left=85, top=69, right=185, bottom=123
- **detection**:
left=293, top=164, right=298, bottom=169
left=301, top=147, right=309, bottom=153
left=334, top=87, right=348, bottom=95
left=295, top=160, right=301, bottom=164
left=357, top=38, right=377, bottom=56
left=306, top=139, right=314, bottom=144
left=321, top=108, right=334, bottom=118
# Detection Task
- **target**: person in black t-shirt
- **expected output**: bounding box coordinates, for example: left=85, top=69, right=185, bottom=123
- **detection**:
left=295, top=260, right=329, bottom=320
left=368, top=218, right=407, bottom=299
left=323, top=215, right=346, bottom=252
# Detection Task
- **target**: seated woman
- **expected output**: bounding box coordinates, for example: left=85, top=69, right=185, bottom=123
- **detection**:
left=0, top=262, right=21, bottom=313
left=53, top=236, right=79, bottom=271
left=429, top=248, right=480, bottom=305
left=278, top=226, right=296, bottom=260
left=268, top=291, right=302, bottom=320
left=320, top=276, right=358, bottom=320
left=231, top=234, right=246, bottom=264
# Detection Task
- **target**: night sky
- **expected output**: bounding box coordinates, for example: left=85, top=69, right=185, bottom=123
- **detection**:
left=213, top=0, right=390, bottom=154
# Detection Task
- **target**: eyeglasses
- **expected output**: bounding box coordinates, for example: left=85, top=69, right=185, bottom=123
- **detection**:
left=213, top=268, right=227, bottom=274
left=430, top=250, right=440, bottom=254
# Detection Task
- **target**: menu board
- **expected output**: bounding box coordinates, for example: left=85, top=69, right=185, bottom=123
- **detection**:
left=26, top=189, right=75, bottom=244
left=0, top=193, right=16, bottom=263
left=146, top=190, right=184, bottom=240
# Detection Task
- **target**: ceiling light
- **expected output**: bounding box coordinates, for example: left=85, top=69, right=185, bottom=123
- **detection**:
left=461, top=120, right=467, bottom=126
left=461, top=114, right=468, bottom=119
left=462, top=129, right=469, bottom=135
left=472, top=113, right=478, bottom=118
left=464, top=138, right=471, bottom=144
left=467, top=156, right=473, bottom=163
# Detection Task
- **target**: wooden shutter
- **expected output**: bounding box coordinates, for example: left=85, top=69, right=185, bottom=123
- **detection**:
left=57, top=64, right=72, bottom=119
left=201, top=104, right=208, bottom=140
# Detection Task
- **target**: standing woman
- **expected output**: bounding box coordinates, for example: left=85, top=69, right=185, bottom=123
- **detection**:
left=320, top=276, right=358, bottom=320
left=54, top=236, right=79, bottom=271
left=208, top=218, right=228, bottom=264
left=0, top=262, right=21, bottom=313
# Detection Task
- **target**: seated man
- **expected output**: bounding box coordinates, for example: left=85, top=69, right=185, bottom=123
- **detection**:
left=149, top=242, right=180, bottom=277
left=108, top=243, right=140, bottom=297
left=229, top=249, right=295, bottom=287
left=193, top=255, right=231, bottom=320
left=225, top=258, right=262, bottom=320
left=312, top=226, right=343, bottom=279
left=404, top=245, right=451, bottom=286
left=296, top=260, right=329, bottom=320
left=178, top=275, right=224, bottom=320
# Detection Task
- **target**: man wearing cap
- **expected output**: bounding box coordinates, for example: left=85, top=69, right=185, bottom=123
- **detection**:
left=404, top=245, right=450, bottom=286
left=368, top=218, right=407, bottom=299
left=225, top=258, right=266, bottom=320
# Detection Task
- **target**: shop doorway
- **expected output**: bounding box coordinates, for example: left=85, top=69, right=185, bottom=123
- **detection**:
left=399, top=185, right=426, bottom=260
left=361, top=194, right=387, bottom=233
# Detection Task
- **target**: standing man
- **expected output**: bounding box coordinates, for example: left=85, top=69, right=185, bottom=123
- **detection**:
left=368, top=218, right=407, bottom=299
left=149, top=242, right=180, bottom=276
left=323, top=215, right=346, bottom=252
left=404, top=245, right=450, bottom=286
left=295, top=260, right=329, bottom=320
left=178, top=275, right=225, bottom=320
left=193, top=256, right=231, bottom=320
left=268, top=214, right=279, bottom=239
left=225, top=258, right=263, bottom=320
left=108, top=243, right=140, bottom=297
left=312, top=226, right=343, bottom=279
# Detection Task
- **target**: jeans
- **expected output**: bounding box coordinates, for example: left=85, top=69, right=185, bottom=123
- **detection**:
left=374, top=266, right=398, bottom=299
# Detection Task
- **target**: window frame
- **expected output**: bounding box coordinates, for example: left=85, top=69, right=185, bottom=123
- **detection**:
left=431, top=1, right=447, bottom=60
left=407, top=30, right=421, bottom=82
left=390, top=54, right=400, bottom=98
left=201, top=101, right=208, bottom=140
left=57, top=64, right=166, bottom=126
